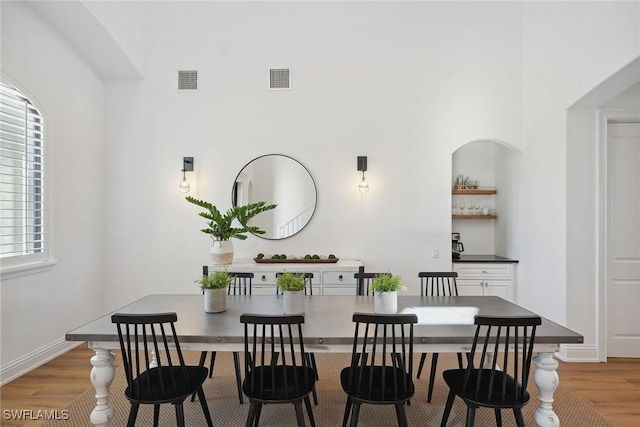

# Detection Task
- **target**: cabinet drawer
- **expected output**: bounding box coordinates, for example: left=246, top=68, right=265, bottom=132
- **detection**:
left=252, top=272, right=278, bottom=285
left=454, top=263, right=513, bottom=279
left=323, top=271, right=357, bottom=285
left=322, top=285, right=358, bottom=296
left=251, top=284, right=277, bottom=295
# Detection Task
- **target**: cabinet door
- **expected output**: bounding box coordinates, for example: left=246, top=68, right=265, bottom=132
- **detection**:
left=454, top=264, right=513, bottom=279
left=484, top=280, right=512, bottom=301
left=456, top=280, right=484, bottom=296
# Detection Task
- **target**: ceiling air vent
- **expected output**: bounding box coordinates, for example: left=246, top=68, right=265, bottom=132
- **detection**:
left=178, top=70, right=198, bottom=91
left=269, top=68, right=291, bottom=90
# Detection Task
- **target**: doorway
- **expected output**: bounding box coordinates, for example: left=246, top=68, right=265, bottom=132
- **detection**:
left=606, top=121, right=640, bottom=357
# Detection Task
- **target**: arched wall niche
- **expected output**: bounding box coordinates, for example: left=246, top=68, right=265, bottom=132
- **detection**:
left=451, top=138, right=519, bottom=257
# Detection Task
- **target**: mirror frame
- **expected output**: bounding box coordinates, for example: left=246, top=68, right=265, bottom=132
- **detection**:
left=232, top=154, right=317, bottom=240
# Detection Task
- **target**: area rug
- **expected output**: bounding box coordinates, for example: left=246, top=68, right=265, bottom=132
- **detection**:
left=42, top=352, right=615, bottom=426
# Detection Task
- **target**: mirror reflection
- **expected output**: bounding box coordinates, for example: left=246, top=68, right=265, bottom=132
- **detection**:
left=232, top=154, right=317, bottom=239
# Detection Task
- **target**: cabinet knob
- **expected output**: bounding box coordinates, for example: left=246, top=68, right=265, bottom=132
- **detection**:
left=338, top=275, right=343, bottom=281
left=261, top=275, right=266, bottom=281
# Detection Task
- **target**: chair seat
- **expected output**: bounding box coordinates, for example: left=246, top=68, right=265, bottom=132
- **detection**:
left=442, top=368, right=531, bottom=408
left=341, top=366, right=414, bottom=403
left=243, top=365, right=316, bottom=402
left=125, top=366, right=208, bottom=403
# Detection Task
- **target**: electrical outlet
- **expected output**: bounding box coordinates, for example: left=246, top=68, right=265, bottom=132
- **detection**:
left=432, top=248, right=439, bottom=259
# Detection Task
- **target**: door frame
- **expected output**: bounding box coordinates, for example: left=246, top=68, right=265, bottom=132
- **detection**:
left=598, top=110, right=640, bottom=361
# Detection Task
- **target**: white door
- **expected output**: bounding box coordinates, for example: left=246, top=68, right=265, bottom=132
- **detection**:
left=607, top=122, right=640, bottom=357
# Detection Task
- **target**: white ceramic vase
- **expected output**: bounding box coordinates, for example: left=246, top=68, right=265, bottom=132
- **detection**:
left=204, top=288, right=227, bottom=313
left=374, top=291, right=397, bottom=314
left=211, top=240, right=234, bottom=266
left=283, top=290, right=305, bottom=314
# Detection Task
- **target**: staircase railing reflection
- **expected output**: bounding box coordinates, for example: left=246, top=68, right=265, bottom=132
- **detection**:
left=278, top=205, right=314, bottom=238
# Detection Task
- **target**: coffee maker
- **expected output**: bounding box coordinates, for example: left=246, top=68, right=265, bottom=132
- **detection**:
left=452, top=232, right=464, bottom=259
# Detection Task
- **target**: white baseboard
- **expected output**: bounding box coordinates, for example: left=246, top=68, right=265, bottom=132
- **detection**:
left=0, top=339, right=84, bottom=386
left=556, top=344, right=599, bottom=362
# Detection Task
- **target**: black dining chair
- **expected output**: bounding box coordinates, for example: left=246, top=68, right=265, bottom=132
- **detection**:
left=275, top=271, right=319, bottom=404
left=440, top=315, right=542, bottom=427
left=194, top=271, right=254, bottom=404
left=241, top=313, right=317, bottom=427
left=111, top=312, right=214, bottom=427
left=353, top=269, right=389, bottom=296
left=417, top=271, right=466, bottom=403
left=341, top=312, right=418, bottom=427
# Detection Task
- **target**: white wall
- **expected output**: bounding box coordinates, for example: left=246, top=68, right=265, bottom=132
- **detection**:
left=102, top=1, right=525, bottom=311
left=0, top=1, right=105, bottom=379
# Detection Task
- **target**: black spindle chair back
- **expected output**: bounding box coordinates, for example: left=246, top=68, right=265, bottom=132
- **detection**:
left=229, top=272, right=254, bottom=295
left=419, top=271, right=459, bottom=296
left=353, top=271, right=391, bottom=296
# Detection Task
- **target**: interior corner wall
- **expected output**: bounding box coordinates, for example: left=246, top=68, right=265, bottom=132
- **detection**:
left=566, top=108, right=599, bottom=351
left=517, top=1, right=640, bottom=328
left=0, top=2, right=105, bottom=373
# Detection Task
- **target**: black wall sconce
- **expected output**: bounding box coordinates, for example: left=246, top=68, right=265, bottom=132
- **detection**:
left=179, top=157, right=193, bottom=193
left=357, top=156, right=369, bottom=193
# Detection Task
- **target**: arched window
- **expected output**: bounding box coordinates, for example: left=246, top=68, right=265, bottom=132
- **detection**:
left=0, top=81, right=46, bottom=261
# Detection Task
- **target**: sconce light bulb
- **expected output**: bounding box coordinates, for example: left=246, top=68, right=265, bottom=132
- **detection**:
left=178, top=176, right=190, bottom=193
left=358, top=176, right=369, bottom=194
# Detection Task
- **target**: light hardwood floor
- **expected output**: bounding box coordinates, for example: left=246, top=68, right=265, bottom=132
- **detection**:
left=1, top=345, right=639, bottom=426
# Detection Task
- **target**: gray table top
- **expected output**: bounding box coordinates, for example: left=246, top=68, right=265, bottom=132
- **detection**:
left=66, top=294, right=583, bottom=347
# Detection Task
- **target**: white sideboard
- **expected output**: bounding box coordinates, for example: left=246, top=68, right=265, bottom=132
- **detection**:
left=217, top=259, right=363, bottom=296
left=453, top=262, right=517, bottom=302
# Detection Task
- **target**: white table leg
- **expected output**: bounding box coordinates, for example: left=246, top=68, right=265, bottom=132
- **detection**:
left=89, top=348, right=116, bottom=427
left=533, top=352, right=560, bottom=427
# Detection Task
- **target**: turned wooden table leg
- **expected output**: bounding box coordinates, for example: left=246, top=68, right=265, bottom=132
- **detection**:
left=89, top=348, right=116, bottom=427
left=533, top=352, right=560, bottom=427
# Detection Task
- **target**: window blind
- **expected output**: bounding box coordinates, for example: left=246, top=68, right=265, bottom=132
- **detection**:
left=0, top=82, right=45, bottom=259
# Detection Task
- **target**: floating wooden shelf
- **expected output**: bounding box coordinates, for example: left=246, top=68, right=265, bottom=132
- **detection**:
left=452, top=188, right=497, bottom=195
left=452, top=215, right=497, bottom=220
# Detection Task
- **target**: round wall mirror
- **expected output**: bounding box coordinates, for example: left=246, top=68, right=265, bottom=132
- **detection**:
left=232, top=154, right=317, bottom=240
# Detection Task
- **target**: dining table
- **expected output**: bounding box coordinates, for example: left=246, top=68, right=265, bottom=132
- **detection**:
left=66, top=294, right=583, bottom=427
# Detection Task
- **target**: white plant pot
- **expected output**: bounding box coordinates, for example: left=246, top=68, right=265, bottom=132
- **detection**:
left=204, top=288, right=227, bottom=313
left=374, top=291, right=398, bottom=314
left=211, top=240, right=234, bottom=266
left=283, top=290, right=305, bottom=314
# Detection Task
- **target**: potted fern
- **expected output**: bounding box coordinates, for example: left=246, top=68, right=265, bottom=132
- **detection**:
left=372, top=273, right=406, bottom=314
left=197, top=270, right=233, bottom=313
left=276, top=272, right=306, bottom=314
left=186, top=196, right=276, bottom=265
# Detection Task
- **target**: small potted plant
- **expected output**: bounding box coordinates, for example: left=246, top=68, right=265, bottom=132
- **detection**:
left=276, top=272, right=306, bottom=314
left=197, top=270, right=232, bottom=313
left=186, top=196, right=276, bottom=265
left=371, top=273, right=406, bottom=314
